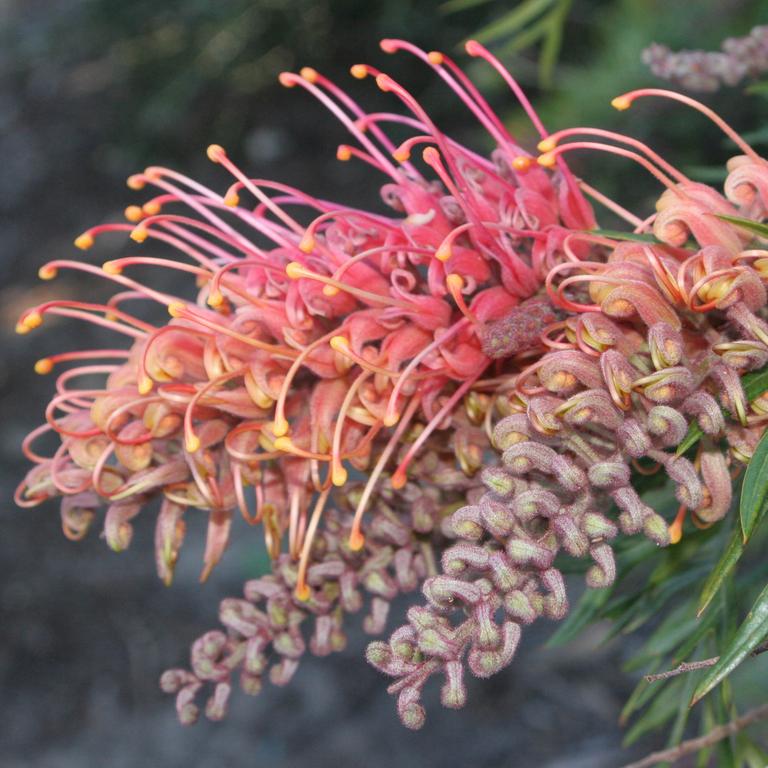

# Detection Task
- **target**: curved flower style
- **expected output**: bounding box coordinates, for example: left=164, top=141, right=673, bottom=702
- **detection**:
left=15, top=40, right=768, bottom=729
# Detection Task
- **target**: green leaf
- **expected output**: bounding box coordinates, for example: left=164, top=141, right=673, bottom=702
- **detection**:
left=697, top=526, right=744, bottom=617
left=588, top=228, right=660, bottom=244
left=469, top=0, right=555, bottom=45
left=537, top=0, right=570, bottom=89
left=740, top=428, right=768, bottom=543
left=675, top=422, right=704, bottom=457
left=439, top=0, right=493, bottom=14
left=715, top=213, right=768, bottom=241
left=691, top=581, right=768, bottom=706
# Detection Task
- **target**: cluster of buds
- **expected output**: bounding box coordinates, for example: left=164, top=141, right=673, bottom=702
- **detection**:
left=643, top=26, right=768, bottom=92
left=16, top=38, right=768, bottom=729
left=370, top=90, right=768, bottom=726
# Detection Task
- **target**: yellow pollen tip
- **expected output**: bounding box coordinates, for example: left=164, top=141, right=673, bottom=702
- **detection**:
left=272, top=417, right=289, bottom=438
left=350, top=64, right=368, bottom=79
left=446, top=273, right=464, bottom=291
left=126, top=175, right=145, bottom=190
left=435, top=244, right=452, bottom=262
left=329, top=336, right=350, bottom=353
left=167, top=302, right=186, bottom=318
left=20, top=311, right=43, bottom=331
left=278, top=72, right=296, bottom=88
left=295, top=583, right=311, bottom=602
left=383, top=412, right=399, bottom=428
left=207, top=291, right=224, bottom=308
left=38, top=265, right=57, bottom=280
left=273, top=436, right=293, bottom=452
left=34, top=358, right=54, bottom=375
left=102, top=260, right=123, bottom=275
left=74, top=233, right=94, bottom=250
left=393, top=149, right=411, bottom=163
left=336, top=145, right=353, bottom=161
left=427, top=51, right=444, bottom=65
left=611, top=95, right=632, bottom=111
left=137, top=375, right=154, bottom=395
left=224, top=192, right=240, bottom=207
left=390, top=470, right=407, bottom=490
left=537, top=152, right=557, bottom=169
left=206, top=144, right=226, bottom=162
left=124, top=205, right=144, bottom=223
left=285, top=261, right=307, bottom=279
left=348, top=529, right=365, bottom=551
left=130, top=227, right=148, bottom=243
left=322, top=285, right=340, bottom=297
left=300, top=67, right=319, bottom=83
left=299, top=234, right=315, bottom=253
left=537, top=138, right=557, bottom=153
left=185, top=434, right=201, bottom=453
left=142, top=201, right=161, bottom=215
left=512, top=156, right=532, bottom=173
left=332, top=465, right=348, bottom=487
left=15, top=323, right=29, bottom=335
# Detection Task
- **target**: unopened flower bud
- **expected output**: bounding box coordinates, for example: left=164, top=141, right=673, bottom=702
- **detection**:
left=398, top=687, right=426, bottom=730
left=617, top=418, right=651, bottom=457
left=643, top=512, right=671, bottom=546
left=503, top=590, right=539, bottom=624
left=492, top=414, right=530, bottom=450
left=648, top=322, right=683, bottom=369
left=588, top=460, right=630, bottom=489
left=586, top=543, right=616, bottom=588
left=480, top=466, right=517, bottom=498
left=506, top=537, right=555, bottom=569
left=647, top=405, right=689, bottom=445
left=441, top=660, right=467, bottom=709
left=446, top=504, right=485, bottom=541
left=205, top=682, right=231, bottom=721
left=468, top=621, right=520, bottom=678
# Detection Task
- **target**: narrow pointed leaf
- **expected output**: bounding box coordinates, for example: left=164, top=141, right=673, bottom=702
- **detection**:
left=740, top=428, right=768, bottom=543
left=690, top=582, right=768, bottom=706
left=588, top=228, right=660, bottom=244
left=697, top=527, right=744, bottom=617
left=715, top=213, right=768, bottom=240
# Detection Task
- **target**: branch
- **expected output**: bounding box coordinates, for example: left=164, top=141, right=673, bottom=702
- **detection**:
left=620, top=703, right=768, bottom=768
left=644, top=641, right=768, bottom=683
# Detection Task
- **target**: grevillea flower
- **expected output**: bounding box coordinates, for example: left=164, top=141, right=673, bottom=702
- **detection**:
left=643, top=26, right=768, bottom=92
left=16, top=39, right=768, bottom=729
left=370, top=87, right=768, bottom=727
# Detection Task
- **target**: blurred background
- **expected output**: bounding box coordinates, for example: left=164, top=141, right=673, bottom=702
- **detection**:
left=2, top=1, right=767, bottom=766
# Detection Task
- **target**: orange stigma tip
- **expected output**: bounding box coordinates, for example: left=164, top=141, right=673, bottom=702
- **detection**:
left=167, top=302, right=186, bottom=318
left=300, top=67, right=319, bottom=83
left=38, top=265, right=57, bottom=280
left=435, top=245, right=452, bottom=262
left=375, top=74, right=392, bottom=92
left=668, top=521, right=683, bottom=545
left=382, top=412, right=399, bottom=428
left=207, top=291, right=224, bottom=307
left=611, top=95, right=632, bottom=111
left=142, top=201, right=161, bottom=215
left=329, top=336, right=349, bottom=352
left=272, top=417, right=289, bottom=438
left=322, top=285, right=340, bottom=297
left=273, top=436, right=293, bottom=451
left=348, top=530, right=365, bottom=551
left=390, top=470, right=407, bottom=490
left=350, top=64, right=368, bottom=79
left=537, top=138, right=557, bottom=153
left=512, top=156, right=532, bottom=173
left=295, top=583, right=311, bottom=602
left=130, top=227, right=148, bottom=243
left=137, top=376, right=154, bottom=395
left=74, top=233, right=94, bottom=250
left=18, top=311, right=43, bottom=332
left=285, top=261, right=306, bottom=279
left=392, top=149, right=410, bottom=163
left=126, top=175, right=145, bottom=190
left=34, top=359, right=53, bottom=375
left=185, top=435, right=201, bottom=453
left=206, top=144, right=226, bottom=162
left=224, top=192, right=240, bottom=207
left=332, top=466, right=348, bottom=487
left=537, top=153, right=557, bottom=168
left=278, top=72, right=296, bottom=87
left=102, top=261, right=122, bottom=275
left=298, top=236, right=315, bottom=254
left=446, top=273, right=464, bottom=291
left=336, top=145, right=352, bottom=161
left=422, top=146, right=440, bottom=163
left=124, top=205, right=144, bottom=223
left=427, top=51, right=444, bottom=65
